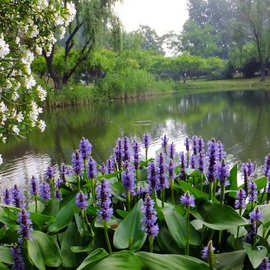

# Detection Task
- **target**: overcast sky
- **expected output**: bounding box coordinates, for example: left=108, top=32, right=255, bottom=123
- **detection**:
left=114, top=0, right=189, bottom=36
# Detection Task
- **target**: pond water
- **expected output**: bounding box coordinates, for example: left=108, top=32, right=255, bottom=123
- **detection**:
left=1, top=90, right=270, bottom=192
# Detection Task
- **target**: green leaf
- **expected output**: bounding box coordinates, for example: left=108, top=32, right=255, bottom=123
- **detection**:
left=113, top=200, right=147, bottom=251
left=0, top=246, right=13, bottom=264
left=0, top=262, right=10, bottom=270
left=162, top=203, right=200, bottom=247
left=27, top=238, right=46, bottom=270
left=31, top=231, right=61, bottom=267
left=192, top=200, right=247, bottom=230
left=30, top=212, right=55, bottom=229
left=257, top=204, right=270, bottom=226
left=48, top=195, right=76, bottom=232
left=228, top=164, right=238, bottom=197
left=136, top=252, right=209, bottom=270
left=215, top=250, right=246, bottom=270
left=76, top=248, right=108, bottom=270
left=91, top=251, right=143, bottom=270
left=71, top=244, right=94, bottom=253
left=243, top=242, right=267, bottom=269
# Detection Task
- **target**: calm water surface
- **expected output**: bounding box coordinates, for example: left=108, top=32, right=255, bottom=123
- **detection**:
left=1, top=90, right=270, bottom=192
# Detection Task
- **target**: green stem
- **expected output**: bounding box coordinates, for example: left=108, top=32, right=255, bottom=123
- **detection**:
left=170, top=180, right=175, bottom=203
left=83, top=209, right=95, bottom=237
left=145, top=148, right=148, bottom=161
left=209, top=182, right=213, bottom=201
left=200, top=174, right=204, bottom=191
left=77, top=175, right=81, bottom=191
left=236, top=208, right=242, bottom=239
left=34, top=196, right=38, bottom=213
left=104, top=223, right=112, bottom=254
left=218, top=231, right=222, bottom=251
left=220, top=184, right=225, bottom=206
left=186, top=206, right=190, bottom=256
left=127, top=191, right=131, bottom=211
left=149, top=236, right=154, bottom=253
left=161, top=189, right=165, bottom=208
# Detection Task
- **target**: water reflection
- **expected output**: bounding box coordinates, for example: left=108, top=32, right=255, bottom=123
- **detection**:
left=1, top=90, right=270, bottom=190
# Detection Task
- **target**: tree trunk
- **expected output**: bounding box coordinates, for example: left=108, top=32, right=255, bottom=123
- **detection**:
left=260, top=62, right=266, bottom=81
left=43, top=48, right=62, bottom=89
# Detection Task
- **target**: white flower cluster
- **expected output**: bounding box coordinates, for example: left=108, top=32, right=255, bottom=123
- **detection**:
left=0, top=0, right=76, bottom=142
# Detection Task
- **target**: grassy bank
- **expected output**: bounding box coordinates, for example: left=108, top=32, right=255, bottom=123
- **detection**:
left=46, top=77, right=270, bottom=108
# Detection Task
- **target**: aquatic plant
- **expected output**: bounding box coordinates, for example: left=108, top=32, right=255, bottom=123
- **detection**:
left=1, top=135, right=270, bottom=270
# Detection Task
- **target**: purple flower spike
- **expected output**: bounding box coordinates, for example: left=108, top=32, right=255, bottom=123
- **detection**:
left=202, top=242, right=215, bottom=260
left=79, top=137, right=92, bottom=160
left=46, top=166, right=54, bottom=179
left=216, top=141, right=226, bottom=161
left=168, top=159, right=176, bottom=180
left=260, top=257, right=270, bottom=270
left=88, top=158, right=97, bottom=179
left=157, top=152, right=168, bottom=190
left=96, top=179, right=113, bottom=222
left=132, top=140, right=140, bottom=170
left=190, top=154, right=197, bottom=169
left=162, top=135, right=169, bottom=153
left=180, top=192, right=195, bottom=208
left=30, top=176, right=38, bottom=196
left=168, top=143, right=175, bottom=160
left=264, top=154, right=270, bottom=178
left=76, top=192, right=88, bottom=210
left=198, top=153, right=205, bottom=174
left=147, top=161, right=159, bottom=193
left=72, top=150, right=83, bottom=176
left=198, top=137, right=205, bottom=153
left=141, top=194, right=159, bottom=238
left=179, top=151, right=187, bottom=180
left=250, top=208, right=263, bottom=222
left=206, top=139, right=218, bottom=183
left=39, top=182, right=51, bottom=201
left=143, top=133, right=150, bottom=149
left=192, top=135, right=199, bottom=155
left=3, top=188, right=10, bottom=205
left=122, top=164, right=136, bottom=195
left=18, top=209, right=32, bottom=243
left=99, top=165, right=106, bottom=175
left=217, top=160, right=230, bottom=185
left=11, top=185, right=24, bottom=208
left=122, top=137, right=131, bottom=162
left=235, top=189, right=246, bottom=210
left=55, top=189, right=62, bottom=200
left=267, top=182, right=270, bottom=203
left=105, top=159, right=115, bottom=174
left=185, top=137, right=190, bottom=152
left=10, top=247, right=25, bottom=270
left=248, top=181, right=257, bottom=203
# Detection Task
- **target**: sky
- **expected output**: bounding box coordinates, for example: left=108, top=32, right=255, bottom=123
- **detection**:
left=114, top=0, right=189, bottom=36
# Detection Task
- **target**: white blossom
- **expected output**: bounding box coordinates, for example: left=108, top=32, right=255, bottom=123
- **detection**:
left=37, top=85, right=47, bottom=101
left=38, top=120, right=46, bottom=132
left=12, top=125, right=20, bottom=135
left=0, top=34, right=10, bottom=58
left=0, top=154, right=3, bottom=165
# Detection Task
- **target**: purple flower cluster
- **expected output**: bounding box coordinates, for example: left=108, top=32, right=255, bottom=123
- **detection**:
left=10, top=247, right=25, bottom=270
left=157, top=152, right=168, bottom=190
left=46, top=166, right=54, bottom=179
left=179, top=152, right=187, bottom=180
left=192, top=135, right=199, bottom=155
left=39, top=182, right=51, bottom=201
left=143, top=133, right=150, bottom=149
left=18, top=209, right=32, bottom=243
left=122, top=137, right=131, bottom=162
left=168, top=143, right=175, bottom=160
left=260, top=258, right=270, bottom=270
left=60, top=163, right=71, bottom=182
left=72, top=150, right=83, bottom=176
left=264, top=154, right=270, bottom=178
left=87, top=158, right=97, bottom=179
left=180, top=192, right=195, bottom=208
left=206, top=139, right=218, bottom=183
left=249, top=208, right=263, bottom=222
left=198, top=153, right=205, bottom=174
left=105, top=158, right=115, bottom=174
left=217, top=160, right=230, bottom=185
left=235, top=189, right=246, bottom=210
left=141, top=194, right=159, bottom=238
left=242, top=161, right=255, bottom=193
left=216, top=141, right=226, bottom=161
left=190, top=154, right=197, bottom=169
left=168, top=159, right=176, bottom=180
left=162, top=135, right=169, bottom=154
left=76, top=192, right=88, bottom=210
left=30, top=176, right=38, bottom=196
left=185, top=137, right=190, bottom=152
left=10, top=185, right=24, bottom=208
left=248, top=181, right=257, bottom=203
left=96, top=179, right=113, bottom=222
left=202, top=242, right=215, bottom=260
left=122, top=164, right=136, bottom=195
left=132, top=140, right=140, bottom=170
left=147, top=161, right=159, bottom=193
left=3, top=188, right=10, bottom=205
left=79, top=137, right=92, bottom=160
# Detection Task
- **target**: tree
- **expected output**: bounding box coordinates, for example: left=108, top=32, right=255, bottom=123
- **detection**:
left=236, top=0, right=270, bottom=81
left=43, top=0, right=119, bottom=89
left=0, top=0, right=75, bottom=142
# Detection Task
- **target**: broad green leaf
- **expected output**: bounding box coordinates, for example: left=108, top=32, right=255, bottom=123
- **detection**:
left=71, top=244, right=94, bottom=253
left=192, top=200, right=247, bottom=230
left=30, top=212, right=55, bottom=229
left=215, top=250, right=246, bottom=270
left=0, top=262, right=10, bottom=270
left=258, top=204, right=270, bottom=226
left=48, top=195, right=76, bottom=232
left=228, top=164, right=238, bottom=197
left=95, top=216, right=121, bottom=230
left=76, top=248, right=108, bottom=270
left=43, top=198, right=60, bottom=216
left=113, top=200, right=147, bottom=251
left=91, top=251, right=142, bottom=270
left=162, top=203, right=200, bottom=247
left=27, top=238, right=46, bottom=270
left=31, top=231, right=61, bottom=267
left=243, top=242, right=267, bottom=269
left=74, top=213, right=89, bottom=237
left=0, top=246, right=13, bottom=264
left=136, top=252, right=209, bottom=270
left=60, top=222, right=82, bottom=268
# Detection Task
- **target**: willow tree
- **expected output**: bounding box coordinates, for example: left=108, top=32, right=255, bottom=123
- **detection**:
left=237, top=0, right=270, bottom=81
left=43, top=0, right=119, bottom=89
